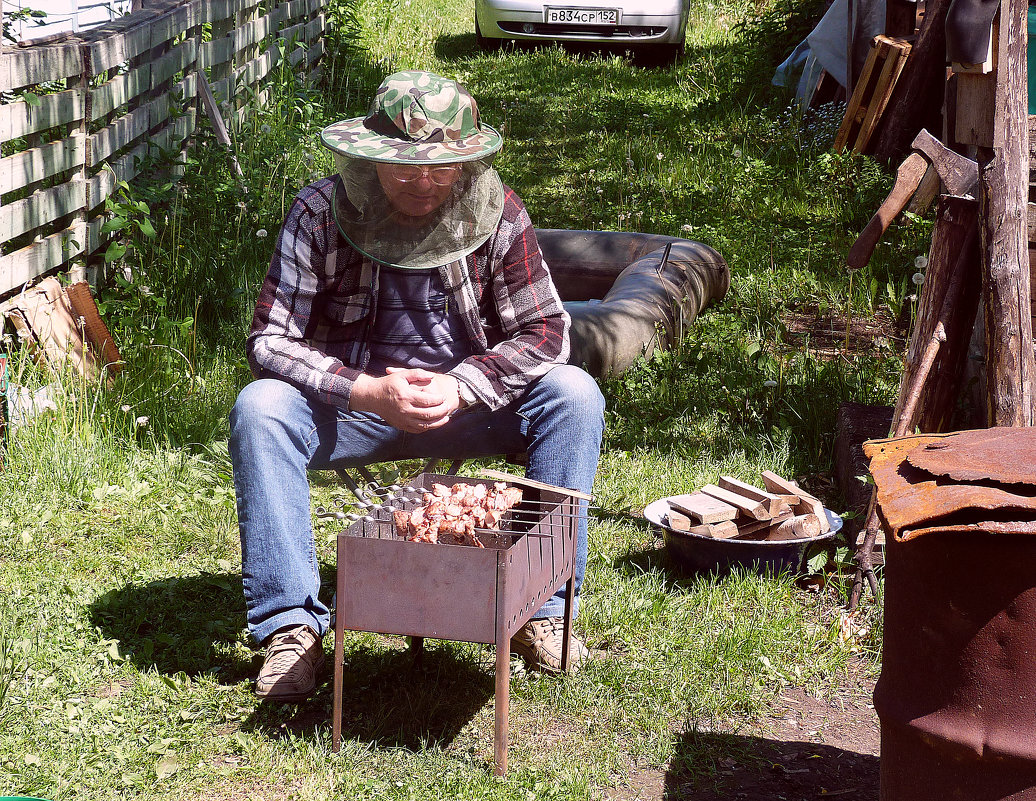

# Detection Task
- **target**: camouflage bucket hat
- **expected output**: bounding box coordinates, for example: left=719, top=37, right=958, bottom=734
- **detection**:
left=320, top=71, right=503, bottom=164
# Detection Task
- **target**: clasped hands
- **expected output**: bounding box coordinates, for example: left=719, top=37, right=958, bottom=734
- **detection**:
left=349, top=367, right=465, bottom=433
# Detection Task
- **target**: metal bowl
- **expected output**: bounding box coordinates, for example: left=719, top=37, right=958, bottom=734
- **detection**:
left=643, top=497, right=843, bottom=576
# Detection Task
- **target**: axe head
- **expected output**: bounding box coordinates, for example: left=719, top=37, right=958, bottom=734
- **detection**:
left=910, top=128, right=979, bottom=197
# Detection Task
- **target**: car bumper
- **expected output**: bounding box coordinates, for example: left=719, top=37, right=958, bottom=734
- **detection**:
left=475, top=0, right=686, bottom=44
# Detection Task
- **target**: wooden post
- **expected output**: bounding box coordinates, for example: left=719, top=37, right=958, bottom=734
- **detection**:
left=979, top=0, right=1035, bottom=426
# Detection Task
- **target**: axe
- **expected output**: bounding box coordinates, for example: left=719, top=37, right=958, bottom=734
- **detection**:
left=846, top=129, right=978, bottom=270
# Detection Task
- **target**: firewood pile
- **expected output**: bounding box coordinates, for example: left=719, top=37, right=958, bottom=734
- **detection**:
left=663, top=472, right=831, bottom=542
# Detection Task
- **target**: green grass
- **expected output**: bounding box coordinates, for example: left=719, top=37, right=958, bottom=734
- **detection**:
left=0, top=0, right=908, bottom=796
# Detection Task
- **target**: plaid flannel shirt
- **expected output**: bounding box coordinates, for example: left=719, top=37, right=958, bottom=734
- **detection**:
left=247, top=176, right=570, bottom=411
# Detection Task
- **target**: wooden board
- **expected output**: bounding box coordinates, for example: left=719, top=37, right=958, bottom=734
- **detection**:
left=717, top=475, right=784, bottom=516
left=0, top=43, right=83, bottom=93
left=0, top=135, right=85, bottom=196
left=699, top=483, right=769, bottom=521
left=0, top=181, right=86, bottom=243
left=478, top=468, right=592, bottom=501
left=0, top=224, right=87, bottom=299
left=667, top=493, right=738, bottom=524
left=0, top=90, right=84, bottom=141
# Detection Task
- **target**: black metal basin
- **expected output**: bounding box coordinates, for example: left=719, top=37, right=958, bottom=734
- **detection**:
left=643, top=497, right=842, bottom=576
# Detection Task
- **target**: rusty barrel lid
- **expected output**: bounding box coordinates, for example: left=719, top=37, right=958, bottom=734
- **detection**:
left=864, top=428, right=1036, bottom=542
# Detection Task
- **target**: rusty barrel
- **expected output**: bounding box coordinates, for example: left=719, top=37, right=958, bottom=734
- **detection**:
left=867, top=428, right=1036, bottom=801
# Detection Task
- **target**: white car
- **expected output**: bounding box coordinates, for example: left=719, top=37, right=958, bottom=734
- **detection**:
left=474, top=0, right=689, bottom=58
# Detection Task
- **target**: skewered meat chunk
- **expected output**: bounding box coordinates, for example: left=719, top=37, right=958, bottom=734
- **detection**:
left=395, top=481, right=523, bottom=546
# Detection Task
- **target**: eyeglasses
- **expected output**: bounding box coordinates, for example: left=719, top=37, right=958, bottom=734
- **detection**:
left=385, top=164, right=462, bottom=186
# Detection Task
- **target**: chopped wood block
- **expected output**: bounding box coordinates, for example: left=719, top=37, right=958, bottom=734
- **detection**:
left=772, top=514, right=823, bottom=540
left=692, top=520, right=739, bottom=539
left=699, top=484, right=769, bottom=521
left=665, top=510, right=692, bottom=531
left=717, top=475, right=785, bottom=515
left=760, top=470, right=831, bottom=533
left=667, top=493, right=739, bottom=524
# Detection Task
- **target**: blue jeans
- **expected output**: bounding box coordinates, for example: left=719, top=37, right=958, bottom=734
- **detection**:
left=229, top=365, right=605, bottom=644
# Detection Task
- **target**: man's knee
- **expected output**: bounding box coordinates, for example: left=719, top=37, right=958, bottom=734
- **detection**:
left=543, top=365, right=605, bottom=418
left=230, top=379, right=305, bottom=441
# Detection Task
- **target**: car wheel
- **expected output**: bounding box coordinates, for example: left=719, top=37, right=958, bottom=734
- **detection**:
left=475, top=14, right=501, bottom=51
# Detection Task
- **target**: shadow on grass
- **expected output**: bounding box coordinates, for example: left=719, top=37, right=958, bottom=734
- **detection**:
left=664, top=730, right=878, bottom=800
left=244, top=639, right=495, bottom=751
left=88, top=572, right=252, bottom=681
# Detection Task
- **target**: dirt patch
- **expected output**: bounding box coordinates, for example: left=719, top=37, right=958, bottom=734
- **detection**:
left=608, top=671, right=879, bottom=801
left=781, top=302, right=905, bottom=360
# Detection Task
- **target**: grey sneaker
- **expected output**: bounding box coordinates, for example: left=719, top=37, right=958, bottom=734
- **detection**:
left=256, top=625, right=325, bottom=702
left=511, top=617, right=589, bottom=673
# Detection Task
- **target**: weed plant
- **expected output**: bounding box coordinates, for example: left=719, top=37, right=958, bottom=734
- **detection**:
left=0, top=0, right=910, bottom=795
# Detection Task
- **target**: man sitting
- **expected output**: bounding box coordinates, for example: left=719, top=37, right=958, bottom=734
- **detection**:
left=229, top=71, right=604, bottom=701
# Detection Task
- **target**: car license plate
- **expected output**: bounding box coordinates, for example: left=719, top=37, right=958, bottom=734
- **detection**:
left=545, top=6, right=619, bottom=25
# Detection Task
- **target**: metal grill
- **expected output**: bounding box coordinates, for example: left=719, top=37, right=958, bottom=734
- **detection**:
left=330, top=471, right=587, bottom=776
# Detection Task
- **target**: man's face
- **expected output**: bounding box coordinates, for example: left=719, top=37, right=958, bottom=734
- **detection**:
left=375, top=163, right=463, bottom=219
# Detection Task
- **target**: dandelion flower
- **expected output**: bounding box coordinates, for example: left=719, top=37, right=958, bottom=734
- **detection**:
left=121, top=404, right=131, bottom=413
left=256, top=228, right=268, bottom=238
left=656, top=153, right=663, bottom=161
left=912, top=272, right=925, bottom=286
left=135, top=416, right=149, bottom=428
left=625, top=158, right=635, bottom=168
left=681, top=224, right=694, bottom=232
left=914, top=255, right=928, bottom=270
left=763, top=380, right=778, bottom=388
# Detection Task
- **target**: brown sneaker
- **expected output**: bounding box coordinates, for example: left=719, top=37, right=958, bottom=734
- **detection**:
left=256, top=625, right=325, bottom=702
left=511, top=617, right=589, bottom=674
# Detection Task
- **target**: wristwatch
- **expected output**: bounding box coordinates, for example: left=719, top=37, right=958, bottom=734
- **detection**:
left=457, top=381, right=478, bottom=409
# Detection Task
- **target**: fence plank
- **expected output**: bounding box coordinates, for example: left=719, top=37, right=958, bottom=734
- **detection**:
left=89, top=103, right=152, bottom=165
left=0, top=43, right=83, bottom=93
left=90, top=63, right=152, bottom=121
left=0, top=181, right=87, bottom=243
left=0, top=89, right=84, bottom=141
left=151, top=38, right=197, bottom=88
left=87, top=23, right=154, bottom=74
left=0, top=135, right=86, bottom=196
left=236, top=46, right=276, bottom=87
left=198, top=36, right=235, bottom=70
left=0, top=223, right=88, bottom=293
left=234, top=9, right=283, bottom=51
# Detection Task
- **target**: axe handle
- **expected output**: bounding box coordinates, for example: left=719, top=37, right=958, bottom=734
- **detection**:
left=847, top=152, right=928, bottom=270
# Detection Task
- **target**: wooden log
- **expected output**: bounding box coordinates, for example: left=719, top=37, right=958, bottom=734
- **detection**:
left=716, top=476, right=784, bottom=516
left=772, top=514, right=822, bottom=540
left=979, top=0, right=1036, bottom=425
left=894, top=196, right=981, bottom=432
left=667, top=493, right=739, bottom=525
left=699, top=484, right=769, bottom=521
left=873, top=0, right=952, bottom=164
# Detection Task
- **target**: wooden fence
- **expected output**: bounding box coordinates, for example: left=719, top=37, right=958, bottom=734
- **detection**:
left=0, top=0, right=326, bottom=298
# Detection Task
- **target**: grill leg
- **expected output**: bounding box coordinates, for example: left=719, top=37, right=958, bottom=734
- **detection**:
left=560, top=498, right=577, bottom=673
left=332, top=543, right=346, bottom=752
left=494, top=634, right=510, bottom=776
left=409, top=636, right=425, bottom=666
